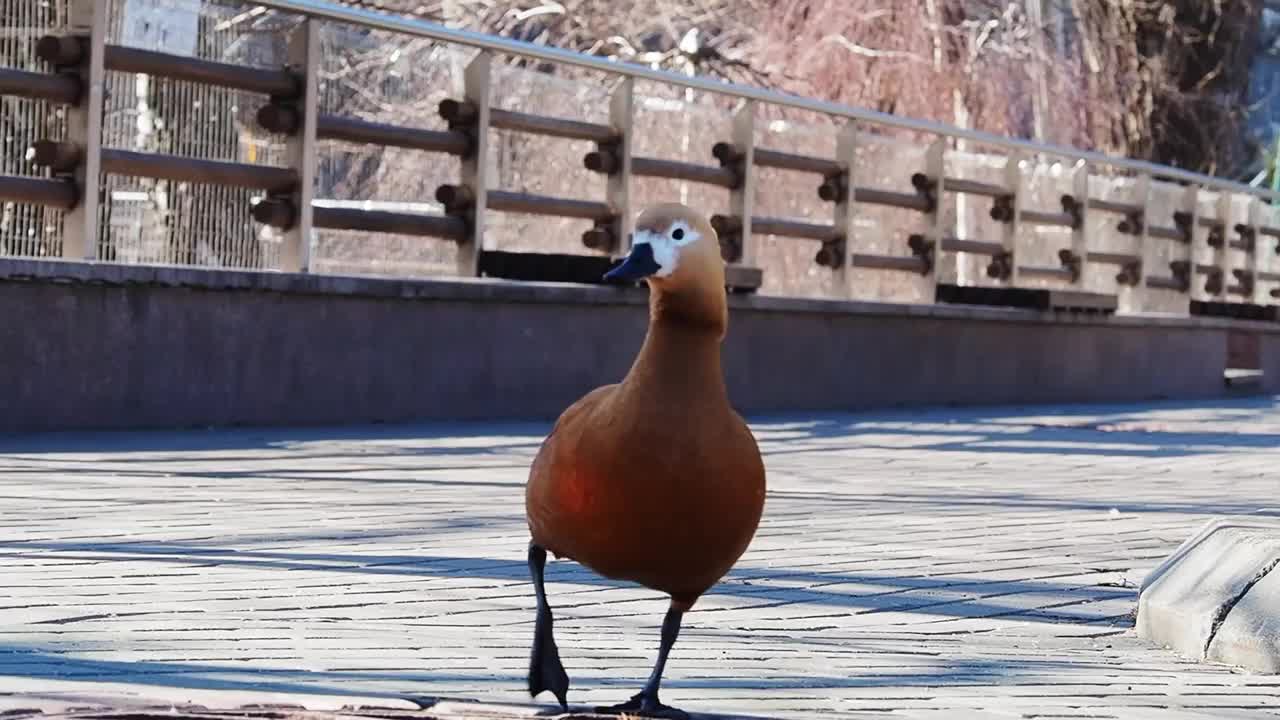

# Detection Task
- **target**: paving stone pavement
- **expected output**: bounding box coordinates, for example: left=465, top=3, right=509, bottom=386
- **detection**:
left=3, top=397, right=1280, bottom=719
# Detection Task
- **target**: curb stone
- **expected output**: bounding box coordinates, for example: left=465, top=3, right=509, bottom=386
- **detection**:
left=1136, top=517, right=1280, bottom=671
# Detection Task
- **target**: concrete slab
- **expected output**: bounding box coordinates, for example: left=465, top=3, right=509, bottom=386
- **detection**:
left=1207, top=556, right=1280, bottom=672
left=2, top=259, right=1264, bottom=433
left=1137, top=517, right=1280, bottom=668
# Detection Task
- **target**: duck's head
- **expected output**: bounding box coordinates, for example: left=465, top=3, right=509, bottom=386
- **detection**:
left=604, top=204, right=723, bottom=291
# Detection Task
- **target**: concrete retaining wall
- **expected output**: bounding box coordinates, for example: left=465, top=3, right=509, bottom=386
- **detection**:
left=1, top=260, right=1276, bottom=433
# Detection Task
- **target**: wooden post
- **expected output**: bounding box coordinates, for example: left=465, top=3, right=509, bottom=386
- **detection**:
left=1000, top=151, right=1023, bottom=285
left=922, top=137, right=946, bottom=298
left=1178, top=183, right=1199, bottom=300
left=1130, top=173, right=1151, bottom=306
left=457, top=51, right=492, bottom=276
left=832, top=122, right=857, bottom=296
left=1244, top=196, right=1264, bottom=305
left=1212, top=190, right=1233, bottom=300
left=605, top=77, right=634, bottom=256
left=1266, top=200, right=1280, bottom=305
left=60, top=0, right=105, bottom=260
left=728, top=101, right=756, bottom=267
left=1068, top=161, right=1090, bottom=287
left=278, top=19, right=319, bottom=273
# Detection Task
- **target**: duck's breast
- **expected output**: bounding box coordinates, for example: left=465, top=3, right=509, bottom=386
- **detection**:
left=530, top=398, right=765, bottom=601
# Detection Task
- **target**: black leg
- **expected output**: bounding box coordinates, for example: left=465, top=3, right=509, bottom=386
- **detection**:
left=597, top=607, right=689, bottom=719
left=527, top=542, right=569, bottom=710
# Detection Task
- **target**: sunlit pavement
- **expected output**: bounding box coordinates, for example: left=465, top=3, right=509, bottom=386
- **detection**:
left=3, top=397, right=1280, bottom=718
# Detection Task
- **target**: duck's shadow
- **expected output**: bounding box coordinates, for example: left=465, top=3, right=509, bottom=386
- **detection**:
left=0, top=642, right=1128, bottom=700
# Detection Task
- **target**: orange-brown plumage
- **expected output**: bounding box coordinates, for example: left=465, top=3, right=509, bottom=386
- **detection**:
left=523, top=204, right=766, bottom=716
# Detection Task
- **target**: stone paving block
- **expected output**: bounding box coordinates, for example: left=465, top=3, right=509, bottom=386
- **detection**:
left=1136, top=517, right=1280, bottom=666
left=5, top=398, right=1280, bottom=718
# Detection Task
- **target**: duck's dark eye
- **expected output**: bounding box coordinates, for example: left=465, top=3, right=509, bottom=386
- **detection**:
left=671, top=228, right=685, bottom=241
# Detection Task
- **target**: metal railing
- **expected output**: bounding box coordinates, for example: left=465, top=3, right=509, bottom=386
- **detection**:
left=1, top=0, right=1278, bottom=315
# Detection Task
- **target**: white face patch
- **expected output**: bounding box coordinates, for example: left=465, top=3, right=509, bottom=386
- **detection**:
left=631, top=220, right=700, bottom=278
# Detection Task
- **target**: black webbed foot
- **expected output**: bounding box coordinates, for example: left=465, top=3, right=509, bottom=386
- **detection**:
left=597, top=691, right=689, bottom=719
left=528, top=543, right=569, bottom=710
left=528, top=604, right=569, bottom=709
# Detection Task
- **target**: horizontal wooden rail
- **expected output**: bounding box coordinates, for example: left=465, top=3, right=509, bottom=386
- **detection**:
left=817, top=176, right=932, bottom=212
left=318, top=115, right=471, bottom=155
left=1146, top=275, right=1189, bottom=291
left=1174, top=212, right=1224, bottom=231
left=0, top=67, right=81, bottom=105
left=940, top=177, right=1007, bottom=198
left=1090, top=198, right=1143, bottom=216
left=37, top=37, right=300, bottom=97
left=1257, top=270, right=1280, bottom=283
left=1020, top=209, right=1077, bottom=228
left=750, top=217, right=840, bottom=241
left=1203, top=229, right=1254, bottom=252
left=1145, top=225, right=1188, bottom=243
left=1017, top=264, right=1075, bottom=282
left=252, top=199, right=468, bottom=241
left=492, top=108, right=616, bottom=143
left=853, top=187, right=932, bottom=212
left=101, top=148, right=298, bottom=192
left=631, top=156, right=737, bottom=188
left=1088, top=251, right=1141, bottom=266
left=585, top=149, right=741, bottom=189
left=314, top=206, right=467, bottom=240
left=107, top=45, right=299, bottom=96
left=439, top=184, right=612, bottom=221
left=1257, top=225, right=1280, bottom=240
left=487, top=189, right=612, bottom=220
left=851, top=253, right=927, bottom=273
left=0, top=174, right=77, bottom=209
left=748, top=146, right=842, bottom=176
left=439, top=99, right=617, bottom=143
left=257, top=109, right=473, bottom=155
left=28, top=141, right=298, bottom=192
left=938, top=237, right=1004, bottom=256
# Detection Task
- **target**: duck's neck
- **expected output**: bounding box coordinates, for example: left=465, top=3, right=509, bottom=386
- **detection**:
left=621, top=285, right=728, bottom=399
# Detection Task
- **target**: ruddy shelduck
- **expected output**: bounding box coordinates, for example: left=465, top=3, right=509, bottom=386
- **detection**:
left=524, top=203, right=767, bottom=718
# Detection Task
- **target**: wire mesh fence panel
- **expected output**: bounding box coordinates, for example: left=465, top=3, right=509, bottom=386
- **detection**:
left=99, top=0, right=289, bottom=268
left=310, top=26, right=460, bottom=277
left=0, top=0, right=68, bottom=258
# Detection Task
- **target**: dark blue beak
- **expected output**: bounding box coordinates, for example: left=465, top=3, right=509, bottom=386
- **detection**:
left=604, top=242, right=661, bottom=282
